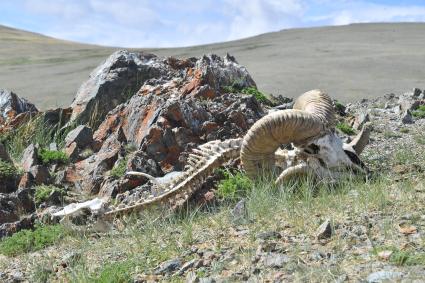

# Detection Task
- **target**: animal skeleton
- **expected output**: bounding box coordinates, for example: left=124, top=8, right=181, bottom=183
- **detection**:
left=52, top=90, right=370, bottom=220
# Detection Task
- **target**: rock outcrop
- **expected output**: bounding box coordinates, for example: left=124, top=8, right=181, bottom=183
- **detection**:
left=68, top=52, right=260, bottom=193
left=0, top=89, right=37, bottom=121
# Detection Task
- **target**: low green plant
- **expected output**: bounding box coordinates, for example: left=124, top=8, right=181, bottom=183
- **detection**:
left=399, top=127, right=409, bottom=133
left=0, top=115, right=76, bottom=161
left=0, top=159, right=17, bottom=178
left=336, top=122, right=355, bottom=135
left=383, top=130, right=402, bottom=139
left=412, top=105, right=425, bottom=119
left=0, top=225, right=65, bottom=256
left=217, top=169, right=252, bottom=200
left=38, top=148, right=69, bottom=165
left=334, top=101, right=346, bottom=114
left=91, top=260, right=136, bottom=283
left=34, top=185, right=65, bottom=206
left=373, top=246, right=425, bottom=266
left=110, top=158, right=128, bottom=179
left=221, top=82, right=274, bottom=106
left=414, top=134, right=425, bottom=145
left=241, top=87, right=273, bottom=106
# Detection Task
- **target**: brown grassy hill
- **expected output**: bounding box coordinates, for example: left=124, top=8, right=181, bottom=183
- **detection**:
left=1, top=23, right=425, bottom=109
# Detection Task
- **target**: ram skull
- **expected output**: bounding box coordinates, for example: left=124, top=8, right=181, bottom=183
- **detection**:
left=240, top=89, right=370, bottom=184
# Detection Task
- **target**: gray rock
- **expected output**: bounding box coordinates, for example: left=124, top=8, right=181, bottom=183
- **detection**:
left=154, top=258, right=182, bottom=275
left=70, top=50, right=171, bottom=124
left=316, top=219, right=333, bottom=239
left=29, top=165, right=50, bottom=185
left=49, top=142, right=58, bottom=151
left=65, top=125, right=93, bottom=148
left=262, top=252, right=291, bottom=268
left=413, top=87, right=422, bottom=97
left=353, top=110, right=370, bottom=130
left=21, top=144, right=39, bottom=172
left=231, top=199, right=247, bottom=221
left=175, top=258, right=197, bottom=276
left=401, top=109, right=414, bottom=124
left=0, top=89, right=37, bottom=119
left=367, top=270, right=404, bottom=282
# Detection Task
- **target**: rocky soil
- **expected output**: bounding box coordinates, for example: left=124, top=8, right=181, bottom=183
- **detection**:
left=0, top=50, right=424, bottom=282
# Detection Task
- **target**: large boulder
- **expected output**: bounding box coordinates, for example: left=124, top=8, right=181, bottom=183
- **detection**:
left=68, top=53, right=262, bottom=194
left=69, top=50, right=174, bottom=125
left=0, top=89, right=38, bottom=122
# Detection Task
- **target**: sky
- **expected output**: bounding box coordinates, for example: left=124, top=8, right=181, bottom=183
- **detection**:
left=1, top=0, right=425, bottom=47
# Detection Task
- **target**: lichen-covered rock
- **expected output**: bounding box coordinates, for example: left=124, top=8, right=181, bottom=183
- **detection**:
left=72, top=132, right=123, bottom=193
left=64, top=53, right=261, bottom=193
left=65, top=125, right=93, bottom=148
left=70, top=50, right=174, bottom=125
left=0, top=89, right=38, bottom=121
left=21, top=144, right=39, bottom=172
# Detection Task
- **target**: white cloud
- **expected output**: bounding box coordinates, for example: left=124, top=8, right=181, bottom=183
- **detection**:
left=8, top=0, right=425, bottom=47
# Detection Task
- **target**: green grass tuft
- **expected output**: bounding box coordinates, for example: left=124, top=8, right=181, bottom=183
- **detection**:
left=0, top=225, right=65, bottom=256
left=0, top=159, right=18, bottom=178
left=0, top=116, right=76, bottom=162
left=34, top=185, right=65, bottom=206
left=412, top=105, right=425, bottom=118
left=373, top=246, right=425, bottom=266
left=38, top=148, right=69, bottom=165
left=241, top=87, right=273, bottom=106
left=110, top=158, right=128, bottom=179
left=217, top=169, right=252, bottom=200
left=336, top=122, right=355, bottom=135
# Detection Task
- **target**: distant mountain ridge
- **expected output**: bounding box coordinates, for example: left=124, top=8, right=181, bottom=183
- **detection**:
left=1, top=23, right=425, bottom=109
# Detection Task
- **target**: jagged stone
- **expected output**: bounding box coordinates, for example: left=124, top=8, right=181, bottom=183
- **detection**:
left=21, top=144, right=39, bottom=172
left=0, top=89, right=37, bottom=121
left=70, top=50, right=173, bottom=124
left=0, top=215, right=35, bottom=239
left=353, top=110, right=370, bottom=130
left=42, top=107, right=72, bottom=127
left=29, top=165, right=51, bottom=185
left=74, top=133, right=122, bottom=194
left=401, top=109, right=414, bottom=124
left=316, top=219, right=333, bottom=239
left=18, top=172, right=33, bottom=189
left=65, top=125, right=93, bottom=148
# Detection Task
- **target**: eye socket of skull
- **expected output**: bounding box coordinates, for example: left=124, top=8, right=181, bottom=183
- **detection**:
left=343, top=149, right=366, bottom=169
left=304, top=143, right=320, bottom=154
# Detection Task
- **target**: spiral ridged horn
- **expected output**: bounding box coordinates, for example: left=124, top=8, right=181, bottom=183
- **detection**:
left=293, top=89, right=336, bottom=127
left=240, top=89, right=335, bottom=179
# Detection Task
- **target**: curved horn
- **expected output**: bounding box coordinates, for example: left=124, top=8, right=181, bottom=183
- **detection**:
left=293, top=89, right=336, bottom=127
left=240, top=110, right=325, bottom=178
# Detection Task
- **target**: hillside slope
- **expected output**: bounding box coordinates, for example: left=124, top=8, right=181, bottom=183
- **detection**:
left=1, top=23, right=425, bottom=109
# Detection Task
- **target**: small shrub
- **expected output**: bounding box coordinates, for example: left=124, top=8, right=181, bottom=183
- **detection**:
left=336, top=122, right=355, bottom=135
left=241, top=87, right=274, bottom=106
left=399, top=127, right=409, bottom=133
left=334, top=100, right=346, bottom=115
left=414, top=134, right=425, bottom=145
left=217, top=170, right=252, bottom=200
left=91, top=260, right=136, bottom=283
left=0, top=159, right=17, bottom=178
left=34, top=185, right=65, bottom=206
left=412, top=105, right=425, bottom=118
left=383, top=130, right=402, bottom=139
left=110, top=158, right=128, bottom=179
left=373, top=246, right=425, bottom=266
left=0, top=225, right=65, bottom=256
left=38, top=148, right=69, bottom=165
